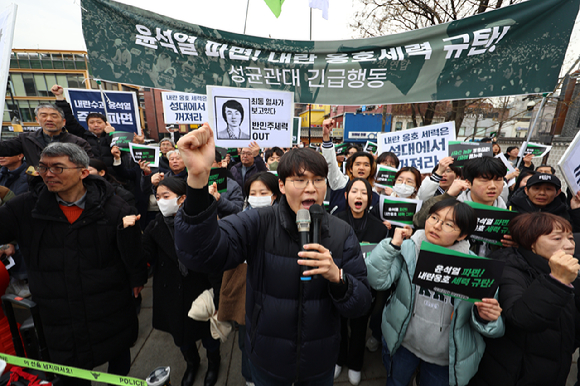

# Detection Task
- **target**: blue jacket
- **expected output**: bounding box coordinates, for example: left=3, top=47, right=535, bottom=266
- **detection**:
left=366, top=238, right=504, bottom=386
left=175, top=196, right=371, bottom=382
left=0, top=162, right=28, bottom=195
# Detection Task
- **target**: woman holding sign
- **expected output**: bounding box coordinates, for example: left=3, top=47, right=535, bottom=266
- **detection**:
left=469, top=213, right=580, bottom=386
left=366, top=199, right=503, bottom=386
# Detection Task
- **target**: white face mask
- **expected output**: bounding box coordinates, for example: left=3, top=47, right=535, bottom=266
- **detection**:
left=393, top=183, right=415, bottom=198
left=158, top=196, right=181, bottom=217
left=248, top=195, right=272, bottom=208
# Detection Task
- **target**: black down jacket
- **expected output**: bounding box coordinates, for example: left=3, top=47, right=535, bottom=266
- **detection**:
left=469, top=247, right=580, bottom=386
left=0, top=175, right=147, bottom=369
left=175, top=195, right=372, bottom=382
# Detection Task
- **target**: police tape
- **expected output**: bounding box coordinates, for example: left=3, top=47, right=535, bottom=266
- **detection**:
left=0, top=353, right=146, bottom=386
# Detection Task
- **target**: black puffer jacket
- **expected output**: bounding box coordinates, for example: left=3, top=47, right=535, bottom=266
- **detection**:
left=469, top=247, right=580, bottom=386
left=508, top=188, right=580, bottom=232
left=0, top=176, right=147, bottom=369
left=175, top=195, right=372, bottom=382
left=56, top=100, right=114, bottom=168
left=143, top=213, right=213, bottom=347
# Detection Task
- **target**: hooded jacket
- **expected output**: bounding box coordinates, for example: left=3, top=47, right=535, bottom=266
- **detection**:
left=469, top=247, right=580, bottom=386
left=0, top=175, right=147, bottom=369
left=175, top=195, right=371, bottom=382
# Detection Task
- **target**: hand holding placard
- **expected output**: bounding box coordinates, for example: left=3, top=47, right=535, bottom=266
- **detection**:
left=392, top=225, right=413, bottom=246
left=177, top=123, right=215, bottom=189
left=111, top=145, right=121, bottom=161
left=436, top=156, right=455, bottom=175
left=447, top=179, right=470, bottom=197
left=474, top=298, right=502, bottom=321
left=549, top=250, right=580, bottom=285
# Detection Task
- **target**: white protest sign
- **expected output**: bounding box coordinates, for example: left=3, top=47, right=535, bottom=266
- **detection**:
left=161, top=92, right=208, bottom=124
left=207, top=86, right=294, bottom=148
left=377, top=122, right=456, bottom=173
left=558, top=130, right=580, bottom=195
left=521, top=142, right=552, bottom=158
left=495, top=153, right=517, bottom=187
left=0, top=5, right=17, bottom=122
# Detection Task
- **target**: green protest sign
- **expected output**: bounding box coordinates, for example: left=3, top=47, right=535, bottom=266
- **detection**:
left=335, top=143, right=348, bottom=156
left=523, top=142, right=552, bottom=158
left=208, top=167, right=228, bottom=193
left=464, top=201, right=518, bottom=246
left=379, top=195, right=423, bottom=228
left=293, top=117, right=301, bottom=145
left=109, top=131, right=134, bottom=151
left=364, top=141, right=378, bottom=155
left=413, top=241, right=505, bottom=302
left=448, top=141, right=493, bottom=167
left=374, top=165, right=398, bottom=188
left=129, top=143, right=160, bottom=167
left=81, top=0, right=579, bottom=104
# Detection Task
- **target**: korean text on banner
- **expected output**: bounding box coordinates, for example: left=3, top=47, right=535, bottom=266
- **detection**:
left=207, top=86, right=294, bottom=148
left=65, top=88, right=142, bottom=135
left=129, top=143, right=159, bottom=167
left=161, top=92, right=208, bottom=124
left=522, top=142, right=552, bottom=158
left=379, top=195, right=423, bottom=228
left=464, top=201, right=518, bottom=246
left=558, top=129, right=580, bottom=195
left=413, top=241, right=505, bottom=302
left=448, top=141, right=493, bottom=168
left=81, top=0, right=580, bottom=105
left=374, top=165, right=398, bottom=188
left=377, top=122, right=455, bottom=173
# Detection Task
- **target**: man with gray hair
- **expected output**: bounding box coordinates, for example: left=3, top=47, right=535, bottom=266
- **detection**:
left=0, top=142, right=147, bottom=385
left=0, top=103, right=93, bottom=169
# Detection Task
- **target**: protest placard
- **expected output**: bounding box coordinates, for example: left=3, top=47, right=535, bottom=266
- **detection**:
left=558, top=129, right=580, bottom=195
left=109, top=131, right=134, bottom=150
left=161, top=92, right=208, bottom=124
left=379, top=195, right=423, bottom=228
left=129, top=143, right=159, bottom=167
left=207, top=86, right=294, bottom=148
left=377, top=122, right=455, bottom=173
left=64, top=88, right=142, bottom=135
left=522, top=142, right=552, bottom=158
left=464, top=201, right=518, bottom=246
left=448, top=142, right=493, bottom=167
left=374, top=165, right=398, bottom=188
left=335, top=143, right=348, bottom=156
left=413, top=241, right=505, bottom=302
left=208, top=168, right=227, bottom=193
left=364, top=141, right=378, bottom=155
left=293, top=117, right=301, bottom=145
left=360, top=243, right=378, bottom=260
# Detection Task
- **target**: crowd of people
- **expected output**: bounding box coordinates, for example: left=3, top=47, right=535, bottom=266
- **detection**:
left=0, top=90, right=579, bottom=386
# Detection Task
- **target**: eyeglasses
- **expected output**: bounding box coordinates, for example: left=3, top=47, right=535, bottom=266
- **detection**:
left=240, top=152, right=253, bottom=157
left=35, top=166, right=82, bottom=175
left=289, top=178, right=326, bottom=189
left=426, top=214, right=458, bottom=233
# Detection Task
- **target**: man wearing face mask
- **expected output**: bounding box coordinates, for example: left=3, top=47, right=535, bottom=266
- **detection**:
left=207, top=150, right=244, bottom=219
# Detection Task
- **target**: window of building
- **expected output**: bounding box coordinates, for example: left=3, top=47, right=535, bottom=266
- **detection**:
left=34, top=74, right=49, bottom=97
left=16, top=53, right=30, bottom=69
left=29, top=53, right=41, bottom=69
left=9, top=53, right=17, bottom=69
left=10, top=74, right=26, bottom=96
left=74, top=54, right=87, bottom=70
left=40, top=53, right=53, bottom=69
left=395, top=122, right=403, bottom=131
left=406, top=121, right=416, bottom=130
left=52, top=53, right=64, bottom=69
left=63, top=54, right=76, bottom=70
left=458, top=127, right=466, bottom=137
left=22, top=74, right=36, bottom=96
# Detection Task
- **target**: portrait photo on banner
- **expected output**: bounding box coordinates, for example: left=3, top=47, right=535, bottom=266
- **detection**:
left=215, top=97, right=251, bottom=140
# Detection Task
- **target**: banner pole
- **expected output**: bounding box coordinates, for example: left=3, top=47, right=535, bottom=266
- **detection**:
left=243, top=0, right=250, bottom=34
left=516, top=95, right=548, bottom=169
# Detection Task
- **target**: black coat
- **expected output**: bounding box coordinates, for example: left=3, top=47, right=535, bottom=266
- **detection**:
left=335, top=210, right=389, bottom=244
left=0, top=176, right=147, bottom=369
left=143, top=214, right=212, bottom=346
left=469, top=247, right=580, bottom=386
left=508, top=188, right=580, bottom=232
left=175, top=195, right=372, bottom=382
left=56, top=100, right=114, bottom=168
left=0, top=129, right=93, bottom=167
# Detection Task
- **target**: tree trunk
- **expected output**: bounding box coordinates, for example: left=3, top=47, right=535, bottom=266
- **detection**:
left=447, top=100, right=467, bottom=136
left=411, top=104, right=419, bottom=128
left=424, top=102, right=438, bottom=125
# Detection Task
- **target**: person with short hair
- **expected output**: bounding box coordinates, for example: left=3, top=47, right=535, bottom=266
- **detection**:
left=230, top=142, right=268, bottom=192
left=367, top=199, right=503, bottom=386
left=417, top=157, right=462, bottom=201
left=469, top=212, right=580, bottom=386
left=264, top=147, right=284, bottom=171
left=174, top=124, right=371, bottom=385
left=0, top=153, right=28, bottom=196
left=0, top=143, right=146, bottom=385
left=217, top=100, right=250, bottom=140
left=535, top=164, right=555, bottom=174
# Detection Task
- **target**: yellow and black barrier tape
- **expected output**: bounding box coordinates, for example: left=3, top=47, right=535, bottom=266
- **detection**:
left=0, top=353, right=147, bottom=385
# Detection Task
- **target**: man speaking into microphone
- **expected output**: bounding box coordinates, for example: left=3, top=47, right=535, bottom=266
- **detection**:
left=174, top=123, right=371, bottom=386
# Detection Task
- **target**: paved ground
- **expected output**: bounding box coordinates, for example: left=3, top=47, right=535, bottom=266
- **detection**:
left=92, top=279, right=579, bottom=386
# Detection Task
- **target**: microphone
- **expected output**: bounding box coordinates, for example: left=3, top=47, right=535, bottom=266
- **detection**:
left=296, top=209, right=311, bottom=282
left=309, top=204, right=324, bottom=245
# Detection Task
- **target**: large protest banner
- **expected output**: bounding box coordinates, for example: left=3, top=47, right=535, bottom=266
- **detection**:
left=81, top=0, right=579, bottom=105
left=0, top=5, right=17, bottom=122
left=377, top=122, right=455, bottom=173
left=207, top=86, right=294, bottom=148
left=65, top=88, right=142, bottom=135
left=161, top=92, right=208, bottom=124
left=413, top=241, right=505, bottom=302
left=558, top=129, right=580, bottom=195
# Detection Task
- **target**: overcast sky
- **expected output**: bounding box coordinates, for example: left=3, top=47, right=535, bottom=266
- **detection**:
left=5, top=0, right=580, bottom=79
